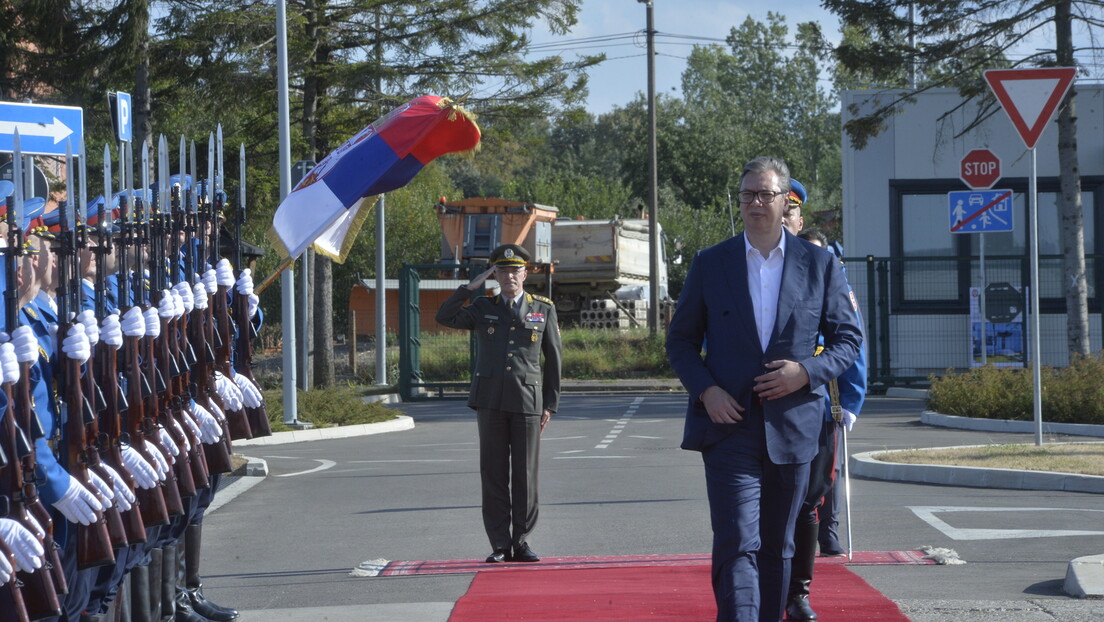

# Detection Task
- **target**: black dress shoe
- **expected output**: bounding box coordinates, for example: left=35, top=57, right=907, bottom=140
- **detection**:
left=512, top=543, right=540, bottom=563
left=785, top=594, right=818, bottom=621
left=485, top=549, right=510, bottom=563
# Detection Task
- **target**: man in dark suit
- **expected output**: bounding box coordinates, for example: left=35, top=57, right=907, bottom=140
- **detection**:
left=436, top=244, right=562, bottom=564
left=666, top=156, right=862, bottom=622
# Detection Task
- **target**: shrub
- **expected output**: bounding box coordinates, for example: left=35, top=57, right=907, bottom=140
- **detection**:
left=928, top=353, right=1104, bottom=425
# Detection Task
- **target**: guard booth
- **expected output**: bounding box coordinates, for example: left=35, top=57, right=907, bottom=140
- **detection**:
left=435, top=197, right=558, bottom=270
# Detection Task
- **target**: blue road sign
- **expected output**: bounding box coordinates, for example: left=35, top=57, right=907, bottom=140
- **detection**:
left=0, top=101, right=84, bottom=156
left=949, top=189, right=1015, bottom=233
left=111, top=92, right=132, bottom=142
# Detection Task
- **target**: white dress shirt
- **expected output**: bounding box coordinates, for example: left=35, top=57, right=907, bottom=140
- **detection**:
left=745, top=230, right=786, bottom=352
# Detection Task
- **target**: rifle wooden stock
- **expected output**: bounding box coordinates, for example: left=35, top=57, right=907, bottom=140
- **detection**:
left=234, top=289, right=271, bottom=438
left=63, top=355, right=115, bottom=570
left=95, top=345, right=146, bottom=544
left=10, top=369, right=68, bottom=596
left=146, top=322, right=196, bottom=499
left=122, top=336, right=171, bottom=527
left=213, top=285, right=251, bottom=440
left=79, top=360, right=128, bottom=550
left=163, top=314, right=210, bottom=489
left=2, top=387, right=63, bottom=618
left=0, top=534, right=32, bottom=622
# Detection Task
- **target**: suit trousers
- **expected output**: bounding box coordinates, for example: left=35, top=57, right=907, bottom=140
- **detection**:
left=476, top=408, right=541, bottom=551
left=702, top=415, right=810, bottom=622
left=797, top=419, right=840, bottom=525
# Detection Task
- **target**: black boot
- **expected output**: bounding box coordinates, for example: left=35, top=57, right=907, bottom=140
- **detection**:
left=167, top=543, right=211, bottom=622
left=785, top=521, right=820, bottom=621
left=184, top=524, right=238, bottom=621
left=160, top=545, right=177, bottom=622
left=130, top=564, right=152, bottom=622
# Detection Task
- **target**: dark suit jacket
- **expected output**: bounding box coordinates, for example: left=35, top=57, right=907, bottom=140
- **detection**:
left=436, top=287, right=562, bottom=415
left=666, top=231, right=862, bottom=464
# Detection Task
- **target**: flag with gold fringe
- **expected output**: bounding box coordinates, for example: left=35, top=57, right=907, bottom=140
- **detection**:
left=268, top=94, right=480, bottom=263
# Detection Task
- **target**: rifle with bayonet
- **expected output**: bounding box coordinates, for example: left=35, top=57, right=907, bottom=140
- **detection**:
left=58, top=144, right=115, bottom=569
left=0, top=484, right=32, bottom=622
left=232, top=142, right=270, bottom=437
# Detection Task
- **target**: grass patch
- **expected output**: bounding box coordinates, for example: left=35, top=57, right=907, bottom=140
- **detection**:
left=929, top=353, right=1104, bottom=425
left=875, top=443, right=1104, bottom=476
left=418, top=327, right=672, bottom=381
left=261, top=384, right=398, bottom=432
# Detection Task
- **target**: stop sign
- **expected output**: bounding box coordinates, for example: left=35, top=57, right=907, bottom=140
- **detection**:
left=960, top=148, right=1002, bottom=189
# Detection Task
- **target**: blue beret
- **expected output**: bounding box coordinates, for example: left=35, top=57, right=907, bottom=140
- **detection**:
left=788, top=179, right=807, bottom=207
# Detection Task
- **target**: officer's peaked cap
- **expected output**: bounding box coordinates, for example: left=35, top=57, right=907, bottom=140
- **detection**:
left=490, top=244, right=530, bottom=267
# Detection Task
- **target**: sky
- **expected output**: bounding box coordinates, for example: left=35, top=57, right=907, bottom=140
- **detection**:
left=527, top=0, right=841, bottom=115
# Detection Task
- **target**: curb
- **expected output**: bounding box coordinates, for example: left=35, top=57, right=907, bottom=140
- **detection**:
left=885, top=387, right=929, bottom=399
left=206, top=457, right=269, bottom=516
left=1064, top=554, right=1104, bottom=598
left=851, top=445, right=1104, bottom=494
left=232, top=415, right=416, bottom=446
left=922, top=411, right=1104, bottom=438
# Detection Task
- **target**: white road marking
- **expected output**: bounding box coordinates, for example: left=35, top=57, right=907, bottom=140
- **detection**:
left=629, top=435, right=663, bottom=439
left=348, top=459, right=458, bottom=463
left=596, top=397, right=644, bottom=449
left=909, top=506, right=1104, bottom=540
left=276, top=459, right=337, bottom=478
left=554, top=455, right=633, bottom=459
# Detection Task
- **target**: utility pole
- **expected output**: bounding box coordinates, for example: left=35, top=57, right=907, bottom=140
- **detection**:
left=638, top=0, right=660, bottom=334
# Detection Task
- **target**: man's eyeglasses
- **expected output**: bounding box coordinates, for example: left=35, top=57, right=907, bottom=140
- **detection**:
left=738, top=190, right=787, bottom=204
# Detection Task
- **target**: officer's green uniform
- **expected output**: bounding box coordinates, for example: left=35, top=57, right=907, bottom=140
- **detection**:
left=436, top=245, right=561, bottom=557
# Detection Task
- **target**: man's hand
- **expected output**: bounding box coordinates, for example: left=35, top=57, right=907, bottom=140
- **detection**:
left=753, top=360, right=809, bottom=400
left=466, top=266, right=496, bottom=292
left=701, top=386, right=744, bottom=424
left=540, top=409, right=552, bottom=434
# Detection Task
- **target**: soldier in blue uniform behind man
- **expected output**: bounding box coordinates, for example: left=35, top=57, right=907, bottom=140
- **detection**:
left=436, top=243, right=562, bottom=564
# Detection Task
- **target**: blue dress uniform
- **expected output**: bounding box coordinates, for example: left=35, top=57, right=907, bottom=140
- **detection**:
left=436, top=244, right=562, bottom=563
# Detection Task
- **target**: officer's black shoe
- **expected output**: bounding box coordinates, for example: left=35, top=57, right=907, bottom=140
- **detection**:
left=173, top=593, right=214, bottom=622
left=485, top=549, right=510, bottom=563
left=187, top=587, right=240, bottom=621
left=512, top=543, right=540, bottom=563
left=818, top=539, right=846, bottom=556
left=785, top=594, right=818, bottom=621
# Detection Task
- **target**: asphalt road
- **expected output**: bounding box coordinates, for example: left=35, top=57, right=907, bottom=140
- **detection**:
left=200, top=394, right=1104, bottom=621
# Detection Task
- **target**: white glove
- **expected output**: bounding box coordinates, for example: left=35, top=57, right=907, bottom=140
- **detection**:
left=101, top=314, right=123, bottom=348
left=156, top=425, right=179, bottom=459
left=172, top=290, right=186, bottom=319
left=144, top=440, right=170, bottom=479
left=216, top=258, right=235, bottom=288
left=120, top=444, right=158, bottom=489
left=98, top=464, right=133, bottom=510
left=52, top=476, right=104, bottom=525
left=247, top=293, right=259, bottom=320
left=193, top=283, right=209, bottom=310
left=62, top=323, right=91, bottom=361
left=12, top=325, right=38, bottom=364
left=143, top=308, right=160, bottom=338
left=0, top=342, right=18, bottom=385
left=0, top=518, right=44, bottom=573
left=234, top=373, right=263, bottom=409
left=121, top=307, right=145, bottom=338
left=77, top=310, right=99, bottom=346
left=189, top=401, right=223, bottom=444
left=157, top=290, right=175, bottom=319
left=87, top=470, right=115, bottom=506
left=0, top=541, right=10, bottom=584
left=202, top=269, right=217, bottom=294
left=214, top=371, right=243, bottom=411
left=173, top=282, right=194, bottom=313
left=841, top=409, right=857, bottom=433
left=235, top=269, right=254, bottom=296
left=180, top=412, right=201, bottom=444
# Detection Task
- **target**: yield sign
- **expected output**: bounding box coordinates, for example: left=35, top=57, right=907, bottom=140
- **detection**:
left=984, top=68, right=1076, bottom=149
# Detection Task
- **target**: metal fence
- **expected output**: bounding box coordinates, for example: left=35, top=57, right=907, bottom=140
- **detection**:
left=847, top=254, right=1104, bottom=388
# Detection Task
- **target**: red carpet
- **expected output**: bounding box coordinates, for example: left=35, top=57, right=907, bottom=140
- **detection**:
left=380, top=550, right=932, bottom=577
left=448, top=563, right=909, bottom=621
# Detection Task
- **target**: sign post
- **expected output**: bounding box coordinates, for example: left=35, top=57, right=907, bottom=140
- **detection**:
left=984, top=67, right=1077, bottom=446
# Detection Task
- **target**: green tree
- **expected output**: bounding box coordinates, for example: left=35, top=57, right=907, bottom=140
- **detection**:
left=824, top=0, right=1092, bottom=357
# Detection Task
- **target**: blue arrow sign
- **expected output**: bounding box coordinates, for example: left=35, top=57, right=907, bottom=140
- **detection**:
left=0, top=101, right=83, bottom=156
left=949, top=189, right=1015, bottom=233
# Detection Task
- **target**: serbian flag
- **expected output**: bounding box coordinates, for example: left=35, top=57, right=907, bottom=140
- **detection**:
left=268, top=94, right=480, bottom=262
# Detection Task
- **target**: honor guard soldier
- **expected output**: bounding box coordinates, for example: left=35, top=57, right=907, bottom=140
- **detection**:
left=436, top=243, right=562, bottom=565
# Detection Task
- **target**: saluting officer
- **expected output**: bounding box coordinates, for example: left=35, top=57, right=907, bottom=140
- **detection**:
left=436, top=243, right=562, bottom=564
